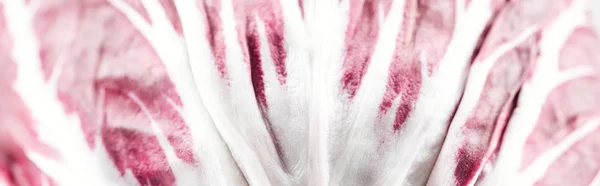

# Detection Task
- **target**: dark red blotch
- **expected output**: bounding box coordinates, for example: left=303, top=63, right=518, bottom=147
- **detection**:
left=102, top=127, right=176, bottom=186
left=246, top=20, right=268, bottom=109
left=96, top=77, right=199, bottom=186
left=341, top=0, right=380, bottom=98
left=202, top=0, right=228, bottom=79
left=454, top=147, right=483, bottom=186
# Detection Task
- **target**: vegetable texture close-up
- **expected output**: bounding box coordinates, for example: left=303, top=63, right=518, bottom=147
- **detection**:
left=1, top=0, right=600, bottom=185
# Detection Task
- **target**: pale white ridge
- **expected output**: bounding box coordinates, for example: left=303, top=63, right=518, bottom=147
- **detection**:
left=254, top=15, right=281, bottom=145
left=173, top=0, right=270, bottom=185
left=106, top=0, right=152, bottom=37
left=382, top=0, right=494, bottom=185
left=277, top=0, right=311, bottom=182
left=254, top=12, right=308, bottom=184
left=47, top=13, right=78, bottom=87
left=554, top=66, right=595, bottom=86
left=127, top=93, right=202, bottom=186
left=253, top=14, right=290, bottom=176
left=139, top=0, right=172, bottom=28
left=520, top=118, right=600, bottom=185
left=478, top=0, right=589, bottom=185
left=305, top=0, right=349, bottom=185
left=219, top=0, right=289, bottom=184
left=332, top=0, right=405, bottom=184
left=93, top=135, right=141, bottom=186
left=94, top=90, right=140, bottom=186
left=379, top=92, right=405, bottom=134
left=109, top=0, right=247, bottom=185
left=463, top=26, right=538, bottom=116
left=589, top=170, right=600, bottom=186
left=429, top=25, right=538, bottom=186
